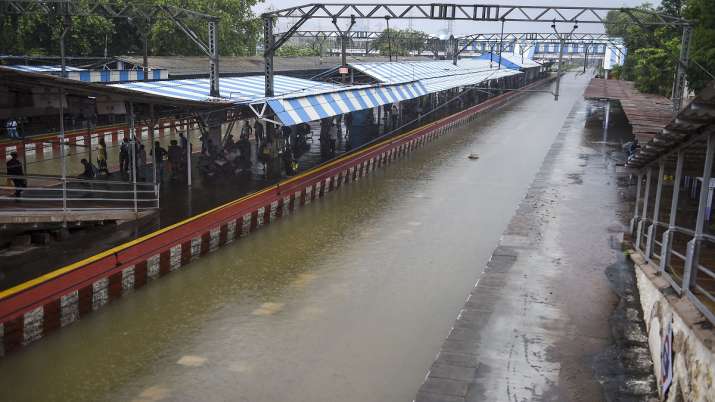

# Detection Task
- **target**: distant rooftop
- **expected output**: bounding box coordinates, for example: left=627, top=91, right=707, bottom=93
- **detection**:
left=120, top=55, right=434, bottom=77
left=584, top=79, right=673, bottom=143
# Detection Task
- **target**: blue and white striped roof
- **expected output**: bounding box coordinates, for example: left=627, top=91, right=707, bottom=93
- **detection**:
left=267, top=81, right=428, bottom=126
left=348, top=59, right=508, bottom=85
left=475, top=52, right=541, bottom=69
left=6, top=65, right=86, bottom=73
left=111, top=75, right=343, bottom=103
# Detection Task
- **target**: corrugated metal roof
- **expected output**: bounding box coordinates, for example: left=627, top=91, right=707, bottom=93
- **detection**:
left=347, top=59, right=511, bottom=84
left=625, top=81, right=715, bottom=169
left=111, top=75, right=342, bottom=103
left=583, top=79, right=672, bottom=143
left=5, top=65, right=86, bottom=73
left=475, top=53, right=542, bottom=69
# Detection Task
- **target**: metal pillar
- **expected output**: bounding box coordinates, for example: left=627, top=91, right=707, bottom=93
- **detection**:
left=583, top=43, right=589, bottom=73
left=672, top=25, right=693, bottom=115
left=59, top=17, right=70, bottom=213
left=497, top=19, right=504, bottom=70
left=660, top=150, right=684, bottom=274
left=186, top=129, right=192, bottom=187
left=129, top=103, right=138, bottom=213
left=264, top=16, right=275, bottom=97
left=683, top=132, right=715, bottom=290
left=386, top=16, right=392, bottom=62
left=646, top=160, right=665, bottom=261
left=341, top=35, right=348, bottom=69
left=452, top=37, right=458, bottom=66
left=208, top=20, right=220, bottom=97
left=630, top=172, right=643, bottom=234
left=636, top=167, right=653, bottom=250
left=554, top=38, right=565, bottom=101
left=149, top=105, right=158, bottom=188
left=142, top=30, right=149, bottom=82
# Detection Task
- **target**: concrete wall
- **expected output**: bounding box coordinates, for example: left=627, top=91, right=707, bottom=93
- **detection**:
left=630, top=253, right=715, bottom=402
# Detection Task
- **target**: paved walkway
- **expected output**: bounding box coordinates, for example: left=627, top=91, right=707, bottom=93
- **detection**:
left=415, top=96, right=657, bottom=401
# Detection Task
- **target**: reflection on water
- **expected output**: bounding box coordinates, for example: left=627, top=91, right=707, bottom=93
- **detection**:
left=0, top=73, right=592, bottom=402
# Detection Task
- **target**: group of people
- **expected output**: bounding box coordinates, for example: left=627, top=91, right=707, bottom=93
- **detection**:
left=197, top=128, right=253, bottom=178
left=78, top=132, right=192, bottom=183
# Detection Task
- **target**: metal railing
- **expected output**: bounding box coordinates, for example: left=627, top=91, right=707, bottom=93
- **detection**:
left=691, top=236, right=715, bottom=325
left=635, top=217, right=715, bottom=326
left=0, top=173, right=159, bottom=213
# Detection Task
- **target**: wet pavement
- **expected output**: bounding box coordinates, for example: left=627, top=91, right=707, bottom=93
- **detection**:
left=415, top=80, right=657, bottom=401
left=0, top=73, right=647, bottom=402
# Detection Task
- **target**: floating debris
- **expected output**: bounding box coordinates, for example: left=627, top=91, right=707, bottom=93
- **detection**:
left=468, top=153, right=480, bottom=160
left=177, top=355, right=208, bottom=367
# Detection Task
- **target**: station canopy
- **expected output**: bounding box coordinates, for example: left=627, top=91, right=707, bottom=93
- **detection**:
left=474, top=53, right=542, bottom=70
left=111, top=75, right=342, bottom=103
left=265, top=81, right=428, bottom=126
left=109, top=60, right=525, bottom=126
left=112, top=73, right=427, bottom=125
left=346, top=59, right=522, bottom=84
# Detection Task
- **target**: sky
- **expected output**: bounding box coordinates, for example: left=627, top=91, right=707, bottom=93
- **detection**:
left=253, top=0, right=655, bottom=36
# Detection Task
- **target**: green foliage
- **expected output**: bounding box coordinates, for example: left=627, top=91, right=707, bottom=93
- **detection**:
left=276, top=44, right=320, bottom=57
left=0, top=0, right=262, bottom=57
left=372, top=29, right=430, bottom=56
left=604, top=0, right=715, bottom=96
left=633, top=46, right=677, bottom=94
left=683, top=0, right=715, bottom=92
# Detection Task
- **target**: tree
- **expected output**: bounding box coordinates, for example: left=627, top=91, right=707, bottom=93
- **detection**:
left=276, top=43, right=320, bottom=57
left=373, top=28, right=429, bottom=57
left=0, top=0, right=263, bottom=58
left=604, top=0, right=715, bottom=96
left=683, top=0, right=715, bottom=92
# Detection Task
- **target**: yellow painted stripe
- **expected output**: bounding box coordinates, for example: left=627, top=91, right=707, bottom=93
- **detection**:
left=0, top=95, right=475, bottom=300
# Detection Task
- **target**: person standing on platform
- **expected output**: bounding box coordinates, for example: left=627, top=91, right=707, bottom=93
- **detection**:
left=328, top=120, right=338, bottom=157
left=96, top=137, right=109, bottom=175
left=344, top=112, right=352, bottom=146
left=336, top=115, right=343, bottom=140
left=6, top=151, right=26, bottom=197
left=390, top=104, right=399, bottom=130
left=151, top=141, right=167, bottom=182
left=253, top=119, right=264, bottom=155
left=137, top=144, right=147, bottom=180
left=179, top=132, right=188, bottom=150
left=241, top=121, right=253, bottom=144
left=167, top=140, right=183, bottom=180
left=119, top=137, right=130, bottom=174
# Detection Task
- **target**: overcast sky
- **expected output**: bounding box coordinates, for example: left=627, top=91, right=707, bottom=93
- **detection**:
left=253, top=0, right=655, bottom=36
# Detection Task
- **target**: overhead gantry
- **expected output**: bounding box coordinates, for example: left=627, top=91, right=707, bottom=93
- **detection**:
left=261, top=3, right=690, bottom=111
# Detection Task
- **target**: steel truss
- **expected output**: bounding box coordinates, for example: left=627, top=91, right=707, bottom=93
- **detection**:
left=0, top=0, right=220, bottom=96
left=285, top=30, right=623, bottom=64
left=262, top=3, right=691, bottom=114
left=264, top=4, right=686, bottom=26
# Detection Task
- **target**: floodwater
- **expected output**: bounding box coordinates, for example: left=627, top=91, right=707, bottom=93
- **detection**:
left=0, top=73, right=590, bottom=402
